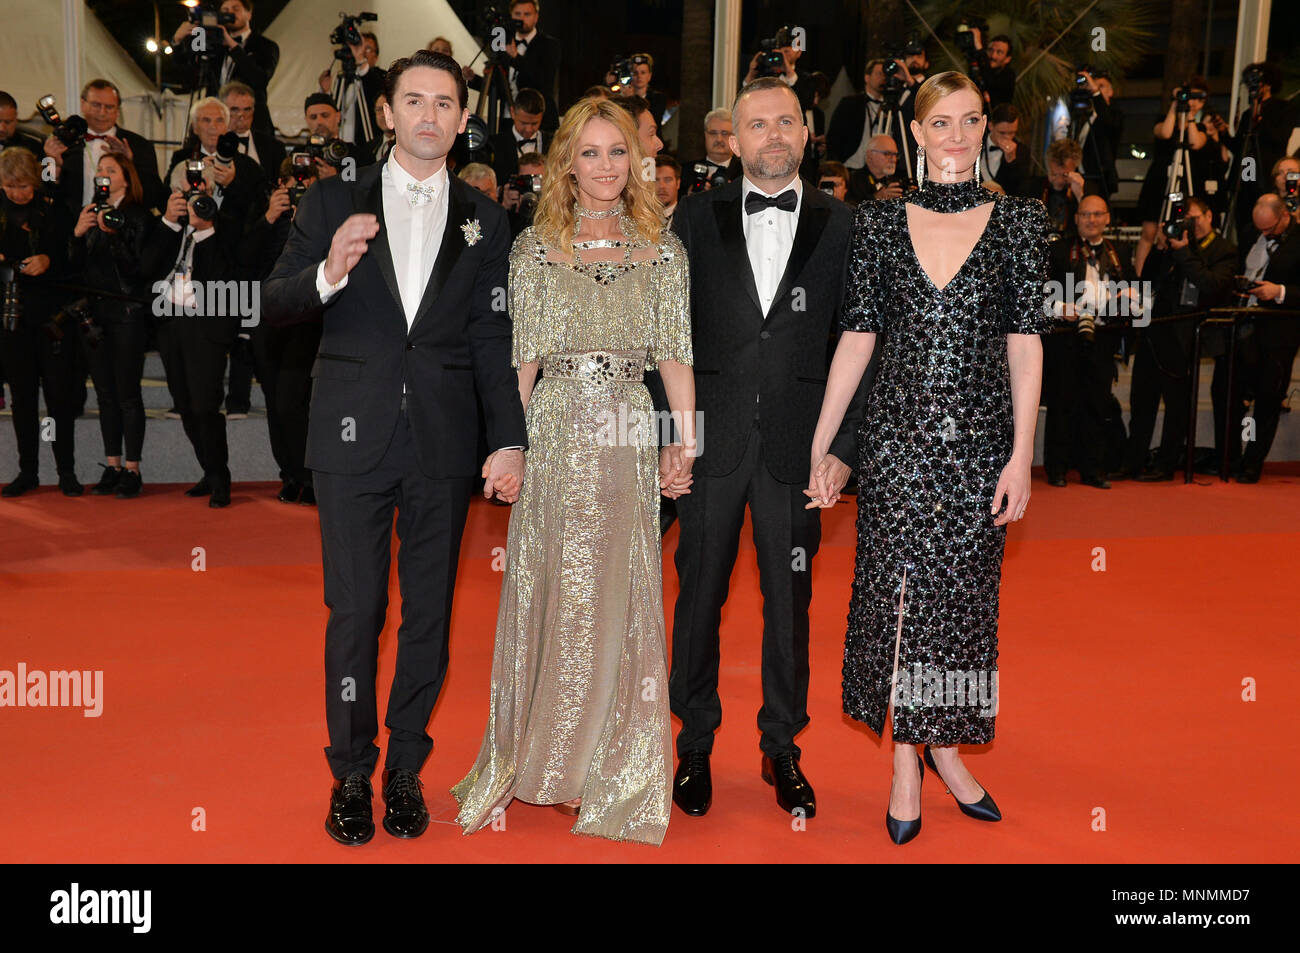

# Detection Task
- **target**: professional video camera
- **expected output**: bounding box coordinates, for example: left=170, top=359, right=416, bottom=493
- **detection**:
left=178, top=159, right=218, bottom=228
left=184, top=4, right=235, bottom=62
left=330, top=11, right=377, bottom=78
left=36, top=95, right=87, bottom=150
left=90, top=175, right=127, bottom=232
left=753, top=25, right=796, bottom=79
left=287, top=152, right=314, bottom=208
left=954, top=16, right=988, bottom=59
left=481, top=5, right=523, bottom=68
left=307, top=134, right=349, bottom=169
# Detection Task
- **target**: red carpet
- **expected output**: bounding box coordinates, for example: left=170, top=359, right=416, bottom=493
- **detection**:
left=1, top=466, right=1297, bottom=863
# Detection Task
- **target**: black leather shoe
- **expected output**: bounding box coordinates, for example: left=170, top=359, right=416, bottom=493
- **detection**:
left=1107, top=465, right=1136, bottom=481
left=1137, top=465, right=1175, bottom=482
left=2, top=472, right=39, bottom=497
left=59, top=472, right=84, bottom=497
left=298, top=484, right=316, bottom=506
left=277, top=480, right=300, bottom=503
left=762, top=753, right=816, bottom=818
left=325, top=773, right=374, bottom=845
left=1080, top=473, right=1111, bottom=489
left=923, top=744, right=1001, bottom=821
left=886, top=753, right=923, bottom=844
left=184, top=477, right=210, bottom=497
left=672, top=751, right=712, bottom=816
left=115, top=469, right=142, bottom=498
left=208, top=476, right=231, bottom=508
left=1046, top=470, right=1067, bottom=487
left=92, top=465, right=121, bottom=495
left=381, top=768, right=429, bottom=838
left=1236, top=467, right=1261, bottom=484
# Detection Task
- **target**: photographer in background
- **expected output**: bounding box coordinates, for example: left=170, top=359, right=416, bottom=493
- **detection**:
left=172, top=0, right=279, bottom=135
left=490, top=88, right=548, bottom=188
left=325, top=27, right=385, bottom=150
left=43, top=79, right=164, bottom=217
left=502, top=151, right=545, bottom=238
left=847, top=134, right=905, bottom=204
left=1074, top=68, right=1123, bottom=199
left=165, top=97, right=265, bottom=223
left=624, top=54, right=668, bottom=131
left=1023, top=138, right=1096, bottom=240
left=220, top=80, right=284, bottom=178
left=68, top=152, right=156, bottom=499
left=1042, top=194, right=1138, bottom=490
left=365, top=93, right=395, bottom=165
left=1121, top=195, right=1235, bottom=482
left=458, top=163, right=499, bottom=201
left=240, top=153, right=322, bottom=505
left=1228, top=62, right=1295, bottom=236
left=0, top=147, right=80, bottom=497
left=301, top=93, right=361, bottom=179
left=681, top=109, right=741, bottom=194
left=0, top=92, right=43, bottom=159
left=1212, top=192, right=1300, bottom=482
left=817, top=161, right=849, bottom=204
left=828, top=59, right=912, bottom=172
left=499, top=0, right=561, bottom=133
left=983, top=34, right=1016, bottom=109
left=981, top=103, right=1030, bottom=197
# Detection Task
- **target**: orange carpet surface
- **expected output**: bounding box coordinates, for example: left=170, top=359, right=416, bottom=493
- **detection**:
left=1, top=466, right=1297, bottom=863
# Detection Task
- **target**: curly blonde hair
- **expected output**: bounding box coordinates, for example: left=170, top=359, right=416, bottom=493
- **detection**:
left=532, top=96, right=663, bottom=251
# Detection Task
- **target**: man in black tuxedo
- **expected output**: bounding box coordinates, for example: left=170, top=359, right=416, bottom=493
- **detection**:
left=171, top=0, right=279, bottom=135
left=220, top=81, right=284, bottom=178
left=328, top=35, right=386, bottom=149
left=263, top=50, right=527, bottom=845
left=489, top=88, right=548, bottom=187
left=501, top=0, right=561, bottom=133
left=1214, top=192, right=1300, bottom=481
left=680, top=108, right=742, bottom=195
left=663, top=77, right=872, bottom=820
left=827, top=59, right=914, bottom=175
left=43, top=79, right=164, bottom=215
left=981, top=103, right=1030, bottom=198
left=164, top=98, right=266, bottom=232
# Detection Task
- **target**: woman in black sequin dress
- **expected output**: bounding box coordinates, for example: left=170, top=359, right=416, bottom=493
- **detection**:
left=806, top=73, right=1049, bottom=844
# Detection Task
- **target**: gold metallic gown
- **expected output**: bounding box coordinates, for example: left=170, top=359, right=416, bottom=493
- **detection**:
left=452, top=223, right=692, bottom=846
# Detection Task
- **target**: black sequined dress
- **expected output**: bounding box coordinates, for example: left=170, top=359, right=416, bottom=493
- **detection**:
left=838, top=178, right=1050, bottom=744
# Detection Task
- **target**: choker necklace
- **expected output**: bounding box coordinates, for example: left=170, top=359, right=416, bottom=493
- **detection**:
left=906, top=176, right=991, bottom=213
left=575, top=200, right=623, bottom=219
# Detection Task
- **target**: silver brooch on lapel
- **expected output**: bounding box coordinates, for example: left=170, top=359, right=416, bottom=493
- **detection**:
left=461, top=219, right=482, bottom=246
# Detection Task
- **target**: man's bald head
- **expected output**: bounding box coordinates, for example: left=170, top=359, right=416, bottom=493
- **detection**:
left=1077, top=193, right=1109, bottom=240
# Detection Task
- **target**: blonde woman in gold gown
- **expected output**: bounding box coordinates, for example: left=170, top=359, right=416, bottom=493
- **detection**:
left=452, top=97, right=696, bottom=845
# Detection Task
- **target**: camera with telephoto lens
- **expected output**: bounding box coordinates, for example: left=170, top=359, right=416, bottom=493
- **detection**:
left=48, top=297, right=101, bottom=348
left=1069, top=67, right=1096, bottom=113
left=214, top=130, right=241, bottom=166
left=91, top=175, right=127, bottom=232
left=1162, top=191, right=1188, bottom=241
left=178, top=159, right=218, bottom=227
left=287, top=152, right=314, bottom=208
left=510, top=173, right=541, bottom=210
left=330, top=12, right=377, bottom=78
left=1242, top=65, right=1264, bottom=96
left=608, top=56, right=634, bottom=89
left=0, top=263, right=21, bottom=333
left=754, top=26, right=795, bottom=79
left=1075, top=309, right=1097, bottom=342
left=689, top=163, right=728, bottom=194
left=308, top=134, right=349, bottom=169
left=480, top=6, right=521, bottom=67
left=36, top=95, right=88, bottom=149
left=1284, top=171, right=1300, bottom=213
left=955, top=17, right=988, bottom=58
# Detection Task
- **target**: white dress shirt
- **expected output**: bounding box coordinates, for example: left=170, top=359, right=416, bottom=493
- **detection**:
left=220, top=27, right=252, bottom=86
left=741, top=174, right=802, bottom=317
left=1243, top=232, right=1285, bottom=306
left=81, top=124, right=118, bottom=206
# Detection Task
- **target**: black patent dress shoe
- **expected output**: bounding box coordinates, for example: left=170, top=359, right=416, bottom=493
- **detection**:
left=381, top=768, right=429, bottom=838
left=886, top=753, right=923, bottom=845
left=208, top=475, right=231, bottom=508
left=672, top=751, right=712, bottom=816
left=923, top=745, right=1002, bottom=821
left=92, top=465, right=122, bottom=495
left=277, top=480, right=300, bottom=503
left=1079, top=473, right=1111, bottom=489
left=1046, top=470, right=1067, bottom=487
left=2, top=472, right=39, bottom=497
left=59, top=472, right=84, bottom=496
left=326, top=773, right=374, bottom=845
left=762, top=753, right=816, bottom=818
left=298, top=484, right=316, bottom=506
left=184, top=477, right=211, bottom=497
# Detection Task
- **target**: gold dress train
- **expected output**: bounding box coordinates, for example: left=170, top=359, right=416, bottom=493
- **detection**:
left=451, top=223, right=692, bottom=845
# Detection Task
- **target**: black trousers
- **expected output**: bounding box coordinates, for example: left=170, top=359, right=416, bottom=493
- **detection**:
left=84, top=316, right=147, bottom=462
left=668, top=416, right=821, bottom=760
left=250, top=320, right=321, bottom=485
left=1213, top=333, right=1300, bottom=472
left=0, top=317, right=79, bottom=477
left=1125, top=321, right=1194, bottom=473
left=156, top=319, right=230, bottom=482
left=1042, top=329, right=1118, bottom=477
left=225, top=332, right=256, bottom=414
left=315, top=408, right=475, bottom=779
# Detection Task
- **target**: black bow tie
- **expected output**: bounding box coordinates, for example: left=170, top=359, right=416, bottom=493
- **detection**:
left=235, top=135, right=250, bottom=147
left=517, top=137, right=536, bottom=150
left=745, top=189, right=797, bottom=215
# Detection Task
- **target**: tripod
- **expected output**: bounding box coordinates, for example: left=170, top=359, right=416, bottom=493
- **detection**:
left=1159, top=98, right=1198, bottom=226
left=878, top=83, right=913, bottom=185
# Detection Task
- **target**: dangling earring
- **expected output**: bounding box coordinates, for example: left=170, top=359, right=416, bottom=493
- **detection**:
left=916, top=146, right=925, bottom=186
left=974, top=155, right=981, bottom=186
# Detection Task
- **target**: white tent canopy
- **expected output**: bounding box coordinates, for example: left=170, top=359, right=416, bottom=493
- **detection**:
left=264, top=0, right=479, bottom=137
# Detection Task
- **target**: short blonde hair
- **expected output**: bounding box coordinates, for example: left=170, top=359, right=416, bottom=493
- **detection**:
left=0, top=146, right=41, bottom=187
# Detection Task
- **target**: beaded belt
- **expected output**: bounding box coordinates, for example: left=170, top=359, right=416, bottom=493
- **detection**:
left=542, top=350, right=645, bottom=383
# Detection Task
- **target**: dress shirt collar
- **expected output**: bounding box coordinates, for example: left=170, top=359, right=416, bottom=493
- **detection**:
left=386, top=150, right=448, bottom=197
left=742, top=173, right=803, bottom=208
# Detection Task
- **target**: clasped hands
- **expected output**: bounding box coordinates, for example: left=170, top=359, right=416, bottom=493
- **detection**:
left=482, top=449, right=525, bottom=503
left=659, top=444, right=695, bottom=499
left=804, top=451, right=851, bottom=509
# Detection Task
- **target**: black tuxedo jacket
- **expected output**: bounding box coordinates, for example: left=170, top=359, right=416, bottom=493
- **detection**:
left=55, top=127, right=164, bottom=216
left=262, top=162, right=528, bottom=478
left=1048, top=236, right=1138, bottom=329
left=1236, top=221, right=1300, bottom=348
left=140, top=216, right=240, bottom=345
left=667, top=179, right=870, bottom=482
left=490, top=129, right=548, bottom=186
left=509, top=31, right=561, bottom=131
left=985, top=138, right=1030, bottom=197
left=332, top=67, right=386, bottom=147
left=238, top=130, right=286, bottom=178
left=176, top=31, right=280, bottom=133
left=166, top=148, right=266, bottom=225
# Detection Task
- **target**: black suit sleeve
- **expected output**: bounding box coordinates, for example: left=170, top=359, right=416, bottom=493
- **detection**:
left=826, top=97, right=863, bottom=163
left=511, top=34, right=560, bottom=102
left=229, top=34, right=279, bottom=97
left=471, top=203, right=528, bottom=453
left=262, top=178, right=334, bottom=326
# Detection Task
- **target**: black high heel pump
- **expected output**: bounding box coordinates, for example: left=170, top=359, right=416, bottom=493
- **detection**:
left=922, top=744, right=1001, bottom=821
left=885, top=753, right=924, bottom=845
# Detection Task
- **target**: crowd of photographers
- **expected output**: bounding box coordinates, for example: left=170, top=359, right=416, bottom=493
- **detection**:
left=0, top=0, right=1297, bottom=507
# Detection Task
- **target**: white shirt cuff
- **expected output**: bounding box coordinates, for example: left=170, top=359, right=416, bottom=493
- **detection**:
left=316, top=260, right=348, bottom=302
left=496, top=446, right=525, bottom=452
left=1278, top=285, right=1286, bottom=304
left=162, top=217, right=181, bottom=232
